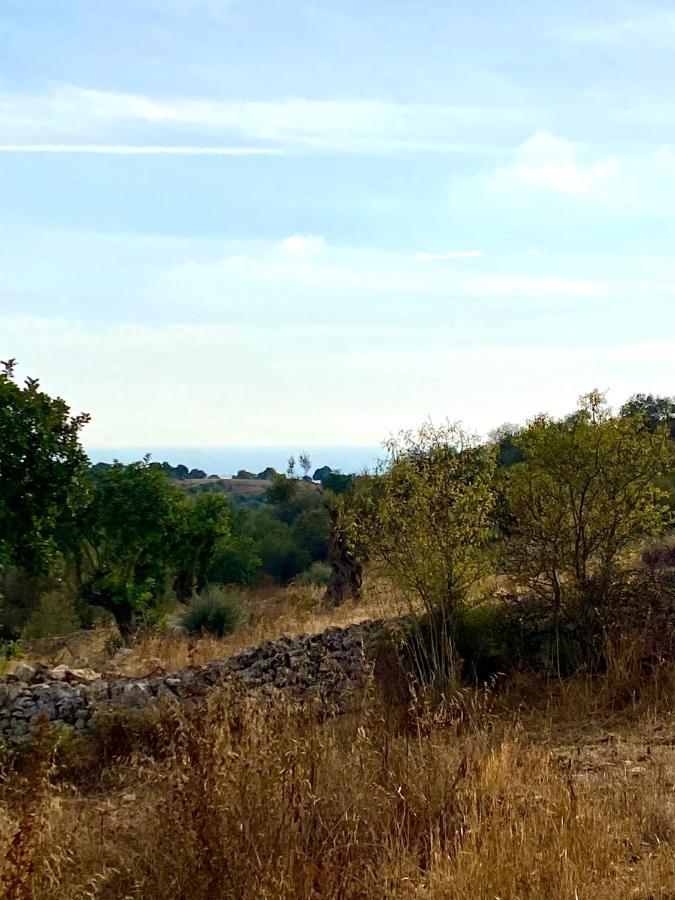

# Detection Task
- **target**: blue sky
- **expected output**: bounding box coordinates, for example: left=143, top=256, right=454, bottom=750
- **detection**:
left=1, top=0, right=673, bottom=447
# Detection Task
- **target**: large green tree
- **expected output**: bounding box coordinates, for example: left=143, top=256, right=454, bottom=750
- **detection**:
left=505, top=392, right=673, bottom=624
left=0, top=360, right=90, bottom=573
left=74, top=459, right=184, bottom=635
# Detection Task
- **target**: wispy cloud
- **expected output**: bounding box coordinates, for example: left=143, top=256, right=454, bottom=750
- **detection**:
left=0, top=144, right=283, bottom=156
left=0, top=84, right=523, bottom=156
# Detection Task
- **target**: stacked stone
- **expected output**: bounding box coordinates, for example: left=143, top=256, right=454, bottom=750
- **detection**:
left=0, top=621, right=382, bottom=743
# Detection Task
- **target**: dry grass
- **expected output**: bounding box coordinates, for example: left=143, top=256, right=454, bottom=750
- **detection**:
left=113, top=579, right=405, bottom=677
left=1, top=669, right=675, bottom=900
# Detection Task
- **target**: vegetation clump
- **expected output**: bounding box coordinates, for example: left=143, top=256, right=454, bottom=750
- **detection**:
left=180, top=588, right=242, bottom=638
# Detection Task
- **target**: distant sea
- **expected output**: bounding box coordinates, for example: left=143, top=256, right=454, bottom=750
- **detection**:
left=85, top=446, right=383, bottom=478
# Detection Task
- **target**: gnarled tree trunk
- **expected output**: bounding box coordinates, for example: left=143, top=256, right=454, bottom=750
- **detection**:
left=324, top=510, right=362, bottom=607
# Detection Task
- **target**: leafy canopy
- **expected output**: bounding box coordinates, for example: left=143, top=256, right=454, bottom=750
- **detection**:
left=504, top=391, right=674, bottom=612
left=75, top=458, right=185, bottom=633
left=345, top=423, right=497, bottom=618
left=0, top=360, right=90, bottom=573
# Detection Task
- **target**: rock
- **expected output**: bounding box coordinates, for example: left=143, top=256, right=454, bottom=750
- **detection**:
left=67, top=668, right=101, bottom=684
left=119, top=682, right=151, bottom=708
left=12, top=663, right=36, bottom=683
left=47, top=665, right=70, bottom=681
left=0, top=620, right=383, bottom=743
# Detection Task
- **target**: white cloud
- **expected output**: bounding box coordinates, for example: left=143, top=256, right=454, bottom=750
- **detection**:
left=491, top=131, right=622, bottom=197
left=280, top=234, right=327, bottom=255
left=413, top=250, right=483, bottom=261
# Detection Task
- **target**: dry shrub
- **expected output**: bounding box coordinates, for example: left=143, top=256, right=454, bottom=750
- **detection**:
left=1, top=679, right=674, bottom=900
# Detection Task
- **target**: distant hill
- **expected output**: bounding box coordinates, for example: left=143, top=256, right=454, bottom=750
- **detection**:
left=89, top=461, right=321, bottom=509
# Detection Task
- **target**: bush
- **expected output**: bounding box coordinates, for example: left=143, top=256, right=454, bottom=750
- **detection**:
left=295, top=561, right=331, bottom=587
left=180, top=588, right=242, bottom=638
left=22, top=589, right=81, bottom=639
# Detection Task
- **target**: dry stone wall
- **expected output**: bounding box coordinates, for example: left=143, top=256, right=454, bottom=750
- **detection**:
left=0, top=621, right=383, bottom=743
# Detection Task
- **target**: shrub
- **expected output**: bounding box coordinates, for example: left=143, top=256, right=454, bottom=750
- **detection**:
left=295, top=561, right=331, bottom=587
left=22, top=589, right=81, bottom=639
left=180, top=588, right=241, bottom=638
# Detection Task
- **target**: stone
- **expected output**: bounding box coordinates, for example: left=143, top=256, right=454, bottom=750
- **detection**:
left=12, top=663, right=36, bottom=683
left=67, top=668, right=101, bottom=683
left=119, top=682, right=151, bottom=708
left=47, top=665, right=69, bottom=681
left=0, top=619, right=383, bottom=743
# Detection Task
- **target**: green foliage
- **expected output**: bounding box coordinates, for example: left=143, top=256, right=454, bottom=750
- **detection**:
left=347, top=423, right=497, bottom=620
left=173, top=493, right=233, bottom=600
left=180, top=587, right=241, bottom=638
left=250, top=475, right=330, bottom=580
left=248, top=511, right=312, bottom=581
left=296, top=560, right=332, bottom=587
left=74, top=459, right=184, bottom=634
left=321, top=471, right=354, bottom=494
left=620, top=393, right=675, bottom=438
left=0, top=360, right=90, bottom=573
left=264, top=474, right=299, bottom=509
left=291, top=506, right=330, bottom=561
left=21, top=588, right=81, bottom=639
left=206, top=530, right=262, bottom=587
left=0, top=640, right=22, bottom=661
left=504, top=392, right=674, bottom=623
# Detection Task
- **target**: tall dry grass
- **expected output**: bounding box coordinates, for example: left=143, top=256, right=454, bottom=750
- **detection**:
left=1, top=670, right=674, bottom=900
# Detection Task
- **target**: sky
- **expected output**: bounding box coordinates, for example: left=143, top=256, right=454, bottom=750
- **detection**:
left=1, top=0, right=674, bottom=450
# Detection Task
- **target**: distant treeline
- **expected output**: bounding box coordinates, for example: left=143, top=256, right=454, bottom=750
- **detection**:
left=91, top=459, right=348, bottom=485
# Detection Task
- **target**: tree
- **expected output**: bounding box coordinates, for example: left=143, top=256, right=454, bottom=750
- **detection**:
left=344, top=423, right=496, bottom=643
left=325, top=497, right=363, bottom=607
left=298, top=451, right=312, bottom=479
left=265, top=474, right=298, bottom=508
left=321, top=471, right=354, bottom=495
left=246, top=510, right=311, bottom=581
left=0, top=360, right=90, bottom=573
left=73, top=459, right=184, bottom=635
left=313, top=465, right=333, bottom=483
left=286, top=455, right=296, bottom=478
left=505, top=392, right=673, bottom=634
left=489, top=422, right=525, bottom=468
left=291, top=506, right=330, bottom=561
left=620, top=393, right=675, bottom=439
left=256, top=467, right=277, bottom=480
left=173, top=493, right=233, bottom=600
